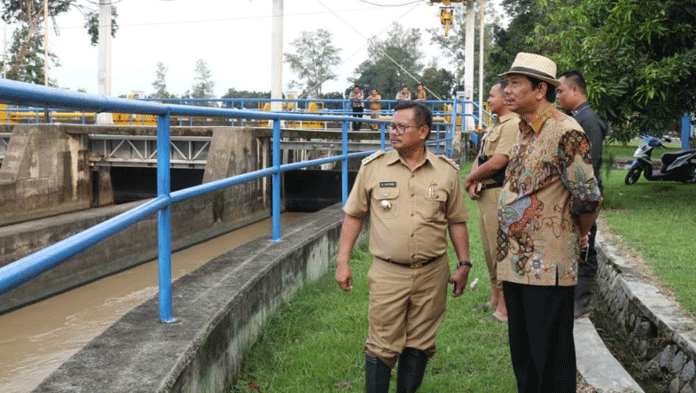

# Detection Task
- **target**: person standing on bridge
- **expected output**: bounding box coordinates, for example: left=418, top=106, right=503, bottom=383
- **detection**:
left=368, top=89, right=382, bottom=131
left=416, top=83, right=426, bottom=101
left=335, top=101, right=472, bottom=393
left=395, top=86, right=411, bottom=101
left=350, top=85, right=365, bottom=131
left=498, top=53, right=602, bottom=392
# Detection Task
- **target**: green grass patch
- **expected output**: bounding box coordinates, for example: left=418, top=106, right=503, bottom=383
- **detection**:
left=604, top=140, right=683, bottom=161
left=601, top=169, right=696, bottom=316
left=232, top=161, right=516, bottom=392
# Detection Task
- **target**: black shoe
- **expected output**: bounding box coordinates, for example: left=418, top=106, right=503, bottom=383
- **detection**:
left=396, top=348, right=429, bottom=393
left=365, top=354, right=391, bottom=393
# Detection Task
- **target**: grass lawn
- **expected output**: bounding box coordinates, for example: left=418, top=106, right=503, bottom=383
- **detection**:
left=231, top=158, right=696, bottom=392
left=232, top=161, right=517, bottom=392
left=600, top=167, right=696, bottom=317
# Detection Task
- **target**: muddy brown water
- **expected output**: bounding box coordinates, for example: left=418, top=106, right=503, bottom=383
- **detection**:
left=0, top=213, right=306, bottom=393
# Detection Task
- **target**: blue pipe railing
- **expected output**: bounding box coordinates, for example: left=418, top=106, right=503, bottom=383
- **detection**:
left=0, top=79, right=477, bottom=322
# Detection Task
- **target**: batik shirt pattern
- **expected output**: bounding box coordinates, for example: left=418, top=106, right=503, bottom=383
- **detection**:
left=496, top=106, right=601, bottom=286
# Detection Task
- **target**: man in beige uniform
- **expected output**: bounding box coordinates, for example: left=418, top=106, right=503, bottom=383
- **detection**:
left=336, top=101, right=472, bottom=393
left=464, top=81, right=519, bottom=322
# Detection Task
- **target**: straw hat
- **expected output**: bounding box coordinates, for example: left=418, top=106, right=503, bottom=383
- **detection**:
left=499, top=52, right=560, bottom=87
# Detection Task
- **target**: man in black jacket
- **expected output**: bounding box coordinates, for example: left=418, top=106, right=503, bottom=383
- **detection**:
left=557, top=70, right=608, bottom=318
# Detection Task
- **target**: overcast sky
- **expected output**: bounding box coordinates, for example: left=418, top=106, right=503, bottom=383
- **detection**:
left=3, top=0, right=497, bottom=97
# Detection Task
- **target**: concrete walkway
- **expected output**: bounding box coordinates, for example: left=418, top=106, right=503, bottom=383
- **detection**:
left=575, top=317, right=645, bottom=392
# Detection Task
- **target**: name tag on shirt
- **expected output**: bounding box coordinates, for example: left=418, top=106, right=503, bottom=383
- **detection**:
left=379, top=181, right=397, bottom=188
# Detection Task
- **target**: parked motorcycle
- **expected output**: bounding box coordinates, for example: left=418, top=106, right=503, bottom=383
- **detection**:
left=624, top=135, right=696, bottom=185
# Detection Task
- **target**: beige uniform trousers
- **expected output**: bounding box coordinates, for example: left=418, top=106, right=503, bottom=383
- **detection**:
left=477, top=187, right=503, bottom=289
left=365, top=255, right=450, bottom=368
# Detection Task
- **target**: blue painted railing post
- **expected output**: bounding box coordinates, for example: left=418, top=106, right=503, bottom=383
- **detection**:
left=342, top=121, right=349, bottom=205
left=380, top=122, right=386, bottom=151
left=435, top=124, right=441, bottom=155
left=157, top=114, right=174, bottom=323
left=682, top=113, right=691, bottom=150
left=272, top=118, right=281, bottom=241
left=449, top=99, right=458, bottom=157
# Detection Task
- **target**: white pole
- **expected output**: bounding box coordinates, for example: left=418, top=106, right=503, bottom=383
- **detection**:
left=271, top=0, right=283, bottom=114
left=478, top=0, right=485, bottom=129
left=97, top=0, right=113, bottom=124
left=44, top=0, right=49, bottom=85
left=464, top=0, right=475, bottom=131
left=3, top=20, right=8, bottom=78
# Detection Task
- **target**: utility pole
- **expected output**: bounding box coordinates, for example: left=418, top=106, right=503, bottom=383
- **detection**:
left=271, top=0, right=283, bottom=114
left=44, top=0, right=49, bottom=86
left=96, top=0, right=113, bottom=124
left=478, top=0, right=485, bottom=129
left=464, top=0, right=475, bottom=131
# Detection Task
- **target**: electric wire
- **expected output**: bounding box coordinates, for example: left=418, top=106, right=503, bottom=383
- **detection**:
left=355, top=0, right=423, bottom=6
left=311, top=0, right=443, bottom=100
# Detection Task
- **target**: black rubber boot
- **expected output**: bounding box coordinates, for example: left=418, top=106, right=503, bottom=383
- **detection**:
left=365, top=353, right=391, bottom=393
left=396, top=348, right=429, bottom=393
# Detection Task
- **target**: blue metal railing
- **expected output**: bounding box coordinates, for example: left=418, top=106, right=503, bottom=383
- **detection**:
left=0, top=79, right=480, bottom=322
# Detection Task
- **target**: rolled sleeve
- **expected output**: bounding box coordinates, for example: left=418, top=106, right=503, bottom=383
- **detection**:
left=343, top=165, right=370, bottom=218
left=445, top=173, right=469, bottom=224
left=558, top=130, right=602, bottom=214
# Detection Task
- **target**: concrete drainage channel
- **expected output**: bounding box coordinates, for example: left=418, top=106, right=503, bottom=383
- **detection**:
left=579, top=230, right=696, bottom=393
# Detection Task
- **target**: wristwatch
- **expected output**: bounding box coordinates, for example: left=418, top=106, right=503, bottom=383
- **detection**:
left=457, top=260, right=473, bottom=269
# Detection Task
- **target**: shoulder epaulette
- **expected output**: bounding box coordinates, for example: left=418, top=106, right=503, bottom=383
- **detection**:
left=362, top=150, right=385, bottom=165
left=438, top=154, right=460, bottom=170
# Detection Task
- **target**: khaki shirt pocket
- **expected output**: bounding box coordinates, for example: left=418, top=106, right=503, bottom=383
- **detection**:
left=373, top=188, right=399, bottom=219
left=423, top=188, right=447, bottom=222
left=482, top=128, right=502, bottom=156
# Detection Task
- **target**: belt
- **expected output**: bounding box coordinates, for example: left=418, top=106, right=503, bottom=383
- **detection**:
left=480, top=182, right=503, bottom=191
left=379, top=254, right=443, bottom=269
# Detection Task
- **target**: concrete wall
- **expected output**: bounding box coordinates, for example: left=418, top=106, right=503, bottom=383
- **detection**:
left=0, top=124, right=91, bottom=226
left=32, top=203, right=351, bottom=393
left=0, top=127, right=271, bottom=314
left=594, top=230, right=696, bottom=393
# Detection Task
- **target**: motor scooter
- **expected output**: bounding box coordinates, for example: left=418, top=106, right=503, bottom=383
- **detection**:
left=624, top=135, right=696, bottom=185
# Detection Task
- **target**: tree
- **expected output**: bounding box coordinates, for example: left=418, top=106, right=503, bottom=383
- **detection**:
left=420, top=66, right=456, bottom=100
left=0, top=0, right=118, bottom=84
left=190, top=59, right=215, bottom=102
left=351, top=23, right=424, bottom=98
left=285, top=29, right=341, bottom=98
left=537, top=0, right=696, bottom=143
left=487, top=0, right=544, bottom=79
left=151, top=62, right=171, bottom=98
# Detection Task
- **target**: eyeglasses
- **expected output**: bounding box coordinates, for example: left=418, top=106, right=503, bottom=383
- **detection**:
left=388, top=123, right=422, bottom=135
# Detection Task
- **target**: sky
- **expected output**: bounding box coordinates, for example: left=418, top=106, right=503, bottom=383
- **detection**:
left=2, top=0, right=498, bottom=98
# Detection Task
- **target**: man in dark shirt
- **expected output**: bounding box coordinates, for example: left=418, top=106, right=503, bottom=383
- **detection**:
left=557, top=70, right=608, bottom=318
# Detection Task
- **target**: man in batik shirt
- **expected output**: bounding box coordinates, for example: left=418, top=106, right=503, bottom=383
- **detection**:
left=497, top=53, right=602, bottom=393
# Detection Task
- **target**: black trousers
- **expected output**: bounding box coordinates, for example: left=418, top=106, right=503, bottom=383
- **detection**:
left=352, top=107, right=364, bottom=130
left=503, top=281, right=576, bottom=393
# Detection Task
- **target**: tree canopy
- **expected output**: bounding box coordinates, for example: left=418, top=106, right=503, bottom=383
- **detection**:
left=0, top=0, right=118, bottom=85
left=536, top=0, right=696, bottom=142
left=351, top=23, right=424, bottom=98
left=285, top=29, right=341, bottom=98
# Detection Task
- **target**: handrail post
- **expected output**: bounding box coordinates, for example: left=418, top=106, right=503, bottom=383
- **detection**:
left=380, top=122, right=386, bottom=151
left=272, top=118, right=281, bottom=241
left=342, top=121, right=349, bottom=205
left=157, top=113, right=175, bottom=323
left=449, top=99, right=458, bottom=158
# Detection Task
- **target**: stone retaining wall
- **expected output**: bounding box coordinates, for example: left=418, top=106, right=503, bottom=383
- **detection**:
left=595, top=230, right=696, bottom=393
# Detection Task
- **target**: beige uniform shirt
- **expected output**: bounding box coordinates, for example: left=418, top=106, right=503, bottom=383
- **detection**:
left=479, top=113, right=519, bottom=185
left=344, top=149, right=468, bottom=264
